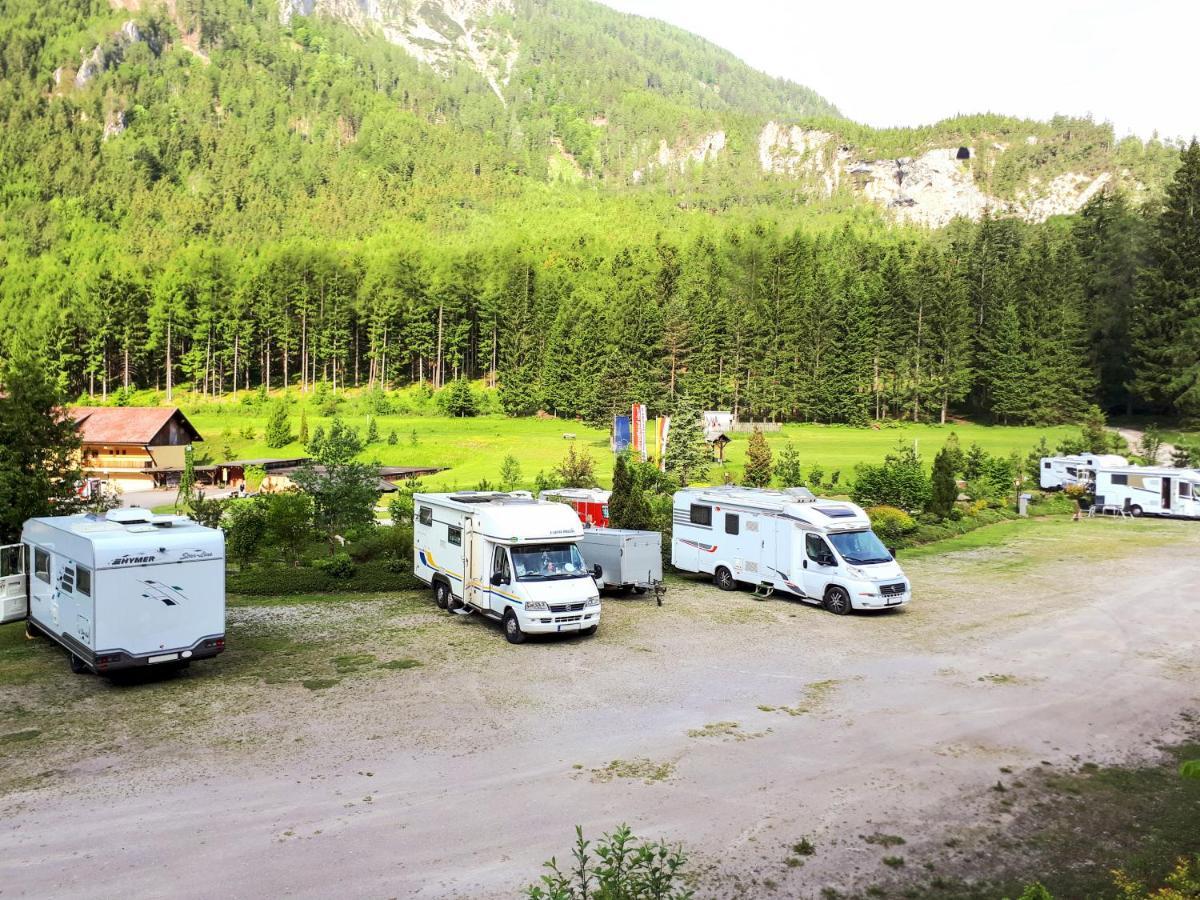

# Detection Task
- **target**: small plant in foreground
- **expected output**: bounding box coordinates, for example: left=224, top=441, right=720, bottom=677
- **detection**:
left=527, top=824, right=693, bottom=900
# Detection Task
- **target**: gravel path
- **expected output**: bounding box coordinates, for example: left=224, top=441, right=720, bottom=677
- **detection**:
left=2, top=520, right=1198, bottom=898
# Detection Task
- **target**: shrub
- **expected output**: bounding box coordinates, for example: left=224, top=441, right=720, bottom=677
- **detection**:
left=313, top=552, right=355, bottom=578
left=225, top=498, right=268, bottom=568
left=853, top=443, right=931, bottom=512
left=867, top=506, right=917, bottom=543
left=438, top=379, right=478, bottom=417
left=526, top=824, right=692, bottom=900
left=265, top=491, right=315, bottom=563
left=227, top=560, right=420, bottom=595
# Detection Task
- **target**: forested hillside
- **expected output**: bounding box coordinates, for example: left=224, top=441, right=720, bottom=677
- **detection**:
left=0, top=0, right=1197, bottom=423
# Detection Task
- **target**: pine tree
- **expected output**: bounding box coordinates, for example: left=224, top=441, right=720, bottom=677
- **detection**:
left=608, top=454, right=652, bottom=530
left=929, top=447, right=958, bottom=520
left=365, top=416, right=379, bottom=444
left=774, top=443, right=803, bottom=488
left=387, top=429, right=398, bottom=445
left=742, top=427, right=773, bottom=487
left=663, top=395, right=709, bottom=486
left=500, top=454, right=522, bottom=491
left=264, top=402, right=293, bottom=448
left=987, top=301, right=1027, bottom=423
left=297, top=408, right=309, bottom=447
left=0, top=353, right=83, bottom=542
left=1131, top=140, right=1200, bottom=414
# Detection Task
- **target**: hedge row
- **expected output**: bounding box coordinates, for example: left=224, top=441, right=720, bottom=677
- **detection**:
left=227, top=560, right=424, bottom=595
left=893, top=494, right=1075, bottom=549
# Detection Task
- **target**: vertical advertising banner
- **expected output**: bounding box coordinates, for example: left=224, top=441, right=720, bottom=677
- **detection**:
left=658, top=416, right=671, bottom=471
left=631, top=403, right=648, bottom=460
left=612, top=415, right=632, bottom=452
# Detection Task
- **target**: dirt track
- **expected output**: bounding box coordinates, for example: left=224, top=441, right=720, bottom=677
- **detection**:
left=1, top=518, right=1198, bottom=898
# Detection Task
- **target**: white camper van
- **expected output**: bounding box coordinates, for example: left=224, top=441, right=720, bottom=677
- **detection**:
left=413, top=492, right=602, bottom=644
left=1092, top=466, right=1200, bottom=518
left=1, top=509, right=226, bottom=674
left=672, top=486, right=910, bottom=614
left=1039, top=454, right=1128, bottom=490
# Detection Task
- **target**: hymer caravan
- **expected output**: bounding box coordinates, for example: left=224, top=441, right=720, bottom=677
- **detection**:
left=1092, top=465, right=1200, bottom=518
left=1039, top=454, right=1128, bottom=490
left=414, top=492, right=602, bottom=643
left=672, top=486, right=911, bottom=614
left=1, top=509, right=226, bottom=674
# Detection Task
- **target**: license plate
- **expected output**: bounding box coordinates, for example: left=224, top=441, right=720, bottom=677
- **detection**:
left=557, top=623, right=580, bottom=632
left=148, top=652, right=179, bottom=664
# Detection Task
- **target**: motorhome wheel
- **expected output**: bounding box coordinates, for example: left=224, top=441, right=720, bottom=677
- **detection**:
left=714, top=566, right=736, bottom=591
left=581, top=625, right=597, bottom=636
left=24, top=620, right=41, bottom=640
left=434, top=581, right=450, bottom=610
left=503, top=611, right=526, bottom=645
left=823, top=586, right=852, bottom=616
left=1130, top=505, right=1143, bottom=517
left=68, top=653, right=89, bottom=675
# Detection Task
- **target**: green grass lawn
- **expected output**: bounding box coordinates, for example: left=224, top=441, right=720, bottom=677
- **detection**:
left=182, top=397, right=1077, bottom=490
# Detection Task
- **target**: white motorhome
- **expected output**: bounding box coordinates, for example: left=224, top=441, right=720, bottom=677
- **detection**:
left=413, top=492, right=601, bottom=644
left=1039, top=454, right=1128, bottom=490
left=1, top=509, right=226, bottom=674
left=672, top=486, right=911, bottom=614
left=1092, top=465, right=1200, bottom=518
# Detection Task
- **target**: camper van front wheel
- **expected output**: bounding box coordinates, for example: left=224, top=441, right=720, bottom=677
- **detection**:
left=1130, top=505, right=1144, bottom=517
left=503, top=611, right=526, bottom=645
left=714, top=566, right=736, bottom=592
left=824, top=586, right=852, bottom=616
left=434, top=581, right=451, bottom=610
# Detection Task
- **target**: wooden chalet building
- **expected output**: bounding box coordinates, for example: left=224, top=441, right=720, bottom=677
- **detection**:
left=72, top=407, right=202, bottom=492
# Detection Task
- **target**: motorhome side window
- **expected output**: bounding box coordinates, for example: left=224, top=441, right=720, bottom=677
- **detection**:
left=689, top=504, right=712, bottom=526
left=76, top=566, right=92, bottom=597
left=1111, top=474, right=1128, bottom=486
left=805, top=534, right=833, bottom=564
left=1181, top=482, right=1193, bottom=499
left=34, top=548, right=50, bottom=584
left=447, top=525, right=462, bottom=546
left=1043, top=461, right=1051, bottom=469
left=419, top=506, right=433, bottom=526
left=492, top=545, right=511, bottom=584
left=725, top=513, right=739, bottom=535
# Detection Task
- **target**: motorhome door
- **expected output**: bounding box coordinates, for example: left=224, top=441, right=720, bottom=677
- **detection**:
left=0, top=544, right=26, bottom=625
left=463, top=517, right=484, bottom=609
left=1161, top=477, right=1172, bottom=512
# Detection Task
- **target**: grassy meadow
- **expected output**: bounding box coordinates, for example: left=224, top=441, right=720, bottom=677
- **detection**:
left=165, top=387, right=1080, bottom=491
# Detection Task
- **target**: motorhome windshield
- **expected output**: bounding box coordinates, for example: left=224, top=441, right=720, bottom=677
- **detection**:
left=828, top=530, right=893, bottom=565
left=512, top=543, right=588, bottom=580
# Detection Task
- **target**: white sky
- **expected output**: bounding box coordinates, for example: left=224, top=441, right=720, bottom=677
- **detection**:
left=599, top=0, right=1198, bottom=142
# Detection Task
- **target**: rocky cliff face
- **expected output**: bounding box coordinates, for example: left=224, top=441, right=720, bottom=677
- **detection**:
left=279, top=0, right=517, bottom=103
left=632, top=131, right=726, bottom=183
left=758, top=121, right=1115, bottom=227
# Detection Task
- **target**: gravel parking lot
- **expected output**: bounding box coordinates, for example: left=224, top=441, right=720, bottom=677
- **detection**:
left=1, top=517, right=1197, bottom=898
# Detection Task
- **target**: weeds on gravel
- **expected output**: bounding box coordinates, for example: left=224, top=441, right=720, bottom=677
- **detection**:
left=527, top=824, right=693, bottom=900
left=590, top=758, right=675, bottom=784
left=863, top=833, right=907, bottom=848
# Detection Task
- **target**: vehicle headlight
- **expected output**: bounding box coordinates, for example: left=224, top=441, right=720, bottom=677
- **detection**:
left=846, top=566, right=868, bottom=579
left=525, top=601, right=549, bottom=612
left=585, top=596, right=600, bottom=607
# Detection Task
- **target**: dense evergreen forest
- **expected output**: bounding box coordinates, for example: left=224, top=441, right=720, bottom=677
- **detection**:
left=1, top=0, right=1197, bottom=423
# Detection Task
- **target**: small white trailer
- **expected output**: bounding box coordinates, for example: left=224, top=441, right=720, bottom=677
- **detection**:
left=578, top=527, right=663, bottom=596
left=1039, top=454, right=1127, bottom=490
left=1, top=509, right=226, bottom=674
left=672, top=486, right=911, bottom=614
left=1092, top=465, right=1200, bottom=518
left=413, top=491, right=602, bottom=644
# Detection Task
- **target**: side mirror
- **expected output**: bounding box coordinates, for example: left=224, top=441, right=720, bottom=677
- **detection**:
left=490, top=571, right=505, bottom=586
left=887, top=546, right=898, bottom=559
left=591, top=564, right=602, bottom=580
left=821, top=555, right=837, bottom=568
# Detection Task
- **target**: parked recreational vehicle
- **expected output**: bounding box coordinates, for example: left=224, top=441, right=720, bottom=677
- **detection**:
left=1092, top=465, right=1200, bottom=518
left=578, top=528, right=663, bottom=594
left=538, top=488, right=611, bottom=528
left=413, top=492, right=602, bottom=643
left=1, top=509, right=226, bottom=674
left=1039, top=454, right=1128, bottom=490
left=672, top=486, right=910, bottom=614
